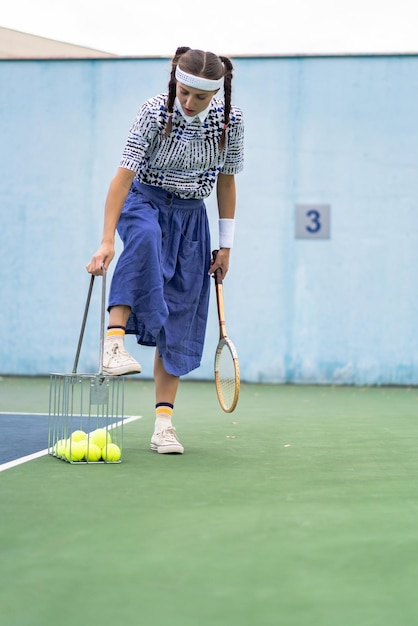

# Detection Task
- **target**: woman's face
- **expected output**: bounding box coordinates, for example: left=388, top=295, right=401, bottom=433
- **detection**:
left=176, top=82, right=218, bottom=117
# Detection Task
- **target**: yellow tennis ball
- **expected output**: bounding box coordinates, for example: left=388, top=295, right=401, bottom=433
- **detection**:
left=71, top=430, right=88, bottom=442
left=65, top=440, right=85, bottom=462
left=76, top=439, right=88, bottom=458
left=89, top=428, right=112, bottom=449
left=101, top=443, right=121, bottom=462
left=85, top=442, right=102, bottom=462
left=55, top=439, right=67, bottom=457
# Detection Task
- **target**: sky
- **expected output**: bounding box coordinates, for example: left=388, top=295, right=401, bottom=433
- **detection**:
left=2, top=0, right=418, bottom=57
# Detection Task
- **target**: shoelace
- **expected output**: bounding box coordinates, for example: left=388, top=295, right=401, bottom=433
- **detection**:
left=108, top=342, right=131, bottom=362
left=161, top=427, right=178, bottom=442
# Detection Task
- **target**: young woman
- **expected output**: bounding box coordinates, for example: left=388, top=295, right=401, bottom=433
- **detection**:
left=86, top=46, right=244, bottom=454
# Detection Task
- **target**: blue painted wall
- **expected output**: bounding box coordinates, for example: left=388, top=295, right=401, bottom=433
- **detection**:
left=1, top=55, right=417, bottom=384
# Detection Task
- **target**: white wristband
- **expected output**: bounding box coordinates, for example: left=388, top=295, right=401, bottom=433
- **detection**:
left=219, top=218, right=235, bottom=249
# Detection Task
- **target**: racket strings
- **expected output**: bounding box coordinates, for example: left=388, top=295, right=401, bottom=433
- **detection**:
left=215, top=342, right=239, bottom=411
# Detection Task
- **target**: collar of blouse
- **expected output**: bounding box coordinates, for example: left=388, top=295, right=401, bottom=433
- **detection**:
left=174, top=96, right=213, bottom=124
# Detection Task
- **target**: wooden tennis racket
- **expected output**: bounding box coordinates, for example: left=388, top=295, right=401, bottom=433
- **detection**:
left=212, top=250, right=240, bottom=412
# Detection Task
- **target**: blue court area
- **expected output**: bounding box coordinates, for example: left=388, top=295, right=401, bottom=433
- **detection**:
left=0, top=411, right=141, bottom=469
left=0, top=412, right=49, bottom=464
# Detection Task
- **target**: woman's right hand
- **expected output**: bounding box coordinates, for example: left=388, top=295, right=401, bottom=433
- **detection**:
left=86, top=243, right=115, bottom=275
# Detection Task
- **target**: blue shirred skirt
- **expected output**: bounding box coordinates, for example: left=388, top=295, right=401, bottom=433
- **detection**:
left=108, top=181, right=211, bottom=376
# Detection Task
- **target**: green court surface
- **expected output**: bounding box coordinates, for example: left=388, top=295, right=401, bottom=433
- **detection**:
left=1, top=376, right=418, bottom=626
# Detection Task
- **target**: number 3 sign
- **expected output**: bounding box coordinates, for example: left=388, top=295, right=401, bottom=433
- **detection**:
left=295, top=204, right=331, bottom=239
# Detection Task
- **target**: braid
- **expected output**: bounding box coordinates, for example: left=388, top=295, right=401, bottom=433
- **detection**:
left=165, top=46, right=191, bottom=138
left=219, top=56, right=234, bottom=150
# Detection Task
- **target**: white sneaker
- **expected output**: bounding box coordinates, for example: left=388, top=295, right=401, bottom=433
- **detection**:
left=102, top=338, right=142, bottom=376
left=150, top=427, right=184, bottom=454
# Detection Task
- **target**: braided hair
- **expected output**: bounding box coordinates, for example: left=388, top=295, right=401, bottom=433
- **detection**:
left=165, top=47, right=234, bottom=150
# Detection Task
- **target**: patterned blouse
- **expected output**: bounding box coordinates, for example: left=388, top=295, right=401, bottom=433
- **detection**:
left=119, top=93, right=244, bottom=199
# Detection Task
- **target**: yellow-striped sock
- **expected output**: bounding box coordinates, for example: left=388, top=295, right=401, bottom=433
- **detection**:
left=105, top=326, right=125, bottom=341
left=155, top=403, right=173, bottom=433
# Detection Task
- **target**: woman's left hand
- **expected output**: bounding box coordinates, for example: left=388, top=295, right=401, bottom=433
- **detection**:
left=208, top=248, right=230, bottom=278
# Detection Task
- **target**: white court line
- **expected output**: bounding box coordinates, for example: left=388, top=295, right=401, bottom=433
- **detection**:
left=0, top=414, right=143, bottom=473
left=0, top=412, right=50, bottom=416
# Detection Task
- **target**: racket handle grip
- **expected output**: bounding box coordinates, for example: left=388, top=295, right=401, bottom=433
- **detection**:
left=212, top=249, right=223, bottom=285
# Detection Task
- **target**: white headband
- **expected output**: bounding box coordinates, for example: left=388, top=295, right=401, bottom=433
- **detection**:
left=175, top=66, right=224, bottom=91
